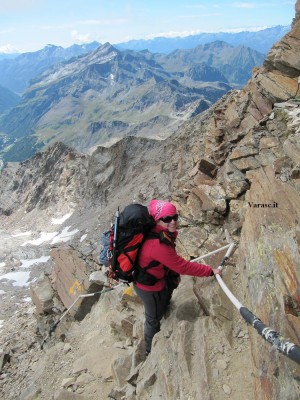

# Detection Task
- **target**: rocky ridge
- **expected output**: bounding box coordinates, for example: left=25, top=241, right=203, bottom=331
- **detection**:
left=0, top=2, right=300, bottom=399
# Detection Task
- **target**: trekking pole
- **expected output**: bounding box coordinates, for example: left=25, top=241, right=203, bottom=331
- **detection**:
left=214, top=244, right=300, bottom=365
left=111, top=207, right=120, bottom=272
left=41, top=283, right=123, bottom=348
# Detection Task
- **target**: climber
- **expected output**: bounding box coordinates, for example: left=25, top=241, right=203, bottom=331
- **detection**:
left=133, top=199, right=222, bottom=356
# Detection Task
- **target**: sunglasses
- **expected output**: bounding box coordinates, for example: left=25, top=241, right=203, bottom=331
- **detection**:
left=160, top=214, right=179, bottom=223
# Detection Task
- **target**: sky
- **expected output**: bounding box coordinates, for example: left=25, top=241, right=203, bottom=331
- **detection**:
left=0, top=0, right=296, bottom=53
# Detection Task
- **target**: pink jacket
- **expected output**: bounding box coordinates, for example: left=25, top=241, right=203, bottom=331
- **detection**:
left=135, top=225, right=213, bottom=291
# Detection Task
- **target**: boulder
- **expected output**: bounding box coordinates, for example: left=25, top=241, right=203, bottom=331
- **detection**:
left=111, top=353, right=133, bottom=388
left=229, top=131, right=258, bottom=161
left=184, top=183, right=227, bottom=225
left=177, top=226, right=208, bottom=259
left=30, top=273, right=55, bottom=315
left=50, top=246, right=102, bottom=320
left=231, top=156, right=260, bottom=172
left=192, top=184, right=227, bottom=214
left=198, top=158, right=218, bottom=178
left=221, top=161, right=250, bottom=199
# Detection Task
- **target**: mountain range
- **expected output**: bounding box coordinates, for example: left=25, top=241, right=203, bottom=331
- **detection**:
left=0, top=25, right=289, bottom=163
left=0, top=41, right=264, bottom=162
left=116, top=25, right=290, bottom=54
left=0, top=42, right=100, bottom=95
left=154, top=41, right=264, bottom=86
left=0, top=25, right=289, bottom=97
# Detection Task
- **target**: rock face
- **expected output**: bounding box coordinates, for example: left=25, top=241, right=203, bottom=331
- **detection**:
left=239, top=166, right=300, bottom=399
left=50, top=246, right=102, bottom=320
left=293, top=0, right=300, bottom=26
left=0, top=2, right=300, bottom=400
left=0, top=142, right=88, bottom=215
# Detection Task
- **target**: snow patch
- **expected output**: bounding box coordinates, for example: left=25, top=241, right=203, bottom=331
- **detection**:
left=51, top=213, right=73, bottom=225
left=21, top=225, right=79, bottom=246
left=0, top=271, right=31, bottom=287
left=80, top=234, right=87, bottom=242
left=0, top=289, right=6, bottom=295
left=51, top=226, right=79, bottom=244
left=21, top=232, right=58, bottom=246
left=11, top=231, right=32, bottom=237
left=20, top=256, right=50, bottom=269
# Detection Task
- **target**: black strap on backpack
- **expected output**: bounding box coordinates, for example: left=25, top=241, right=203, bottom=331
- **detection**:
left=134, top=260, right=160, bottom=285
left=134, top=231, right=175, bottom=285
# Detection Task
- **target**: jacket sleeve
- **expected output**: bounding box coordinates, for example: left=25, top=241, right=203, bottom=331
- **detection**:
left=152, top=240, right=213, bottom=277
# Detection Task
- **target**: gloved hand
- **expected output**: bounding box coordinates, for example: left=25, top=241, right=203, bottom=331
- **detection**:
left=212, top=268, right=222, bottom=276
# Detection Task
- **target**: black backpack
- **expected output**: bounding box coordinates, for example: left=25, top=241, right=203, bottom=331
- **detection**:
left=101, top=203, right=156, bottom=283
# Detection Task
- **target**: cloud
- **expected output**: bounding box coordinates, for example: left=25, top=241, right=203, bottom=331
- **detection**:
left=71, top=30, right=93, bottom=44
left=144, top=25, right=272, bottom=39
left=232, top=2, right=257, bottom=8
left=0, top=44, right=19, bottom=53
left=145, top=28, right=218, bottom=39
left=222, top=26, right=269, bottom=32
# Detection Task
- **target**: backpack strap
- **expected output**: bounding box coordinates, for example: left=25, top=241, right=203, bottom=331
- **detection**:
left=134, top=260, right=160, bottom=286
left=145, top=231, right=175, bottom=247
left=134, top=231, right=175, bottom=286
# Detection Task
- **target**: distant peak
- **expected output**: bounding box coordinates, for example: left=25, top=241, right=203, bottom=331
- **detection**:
left=44, top=44, right=61, bottom=50
left=102, top=42, right=117, bottom=50
left=95, top=42, right=119, bottom=56
left=41, top=44, right=63, bottom=52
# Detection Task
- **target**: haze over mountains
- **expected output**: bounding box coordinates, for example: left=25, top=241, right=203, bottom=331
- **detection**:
left=116, top=25, right=290, bottom=54
left=0, top=41, right=263, bottom=162
left=0, top=25, right=289, bottom=93
left=0, top=26, right=287, bottom=162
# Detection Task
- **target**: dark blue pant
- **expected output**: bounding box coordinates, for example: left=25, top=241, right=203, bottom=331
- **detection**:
left=134, top=285, right=169, bottom=354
